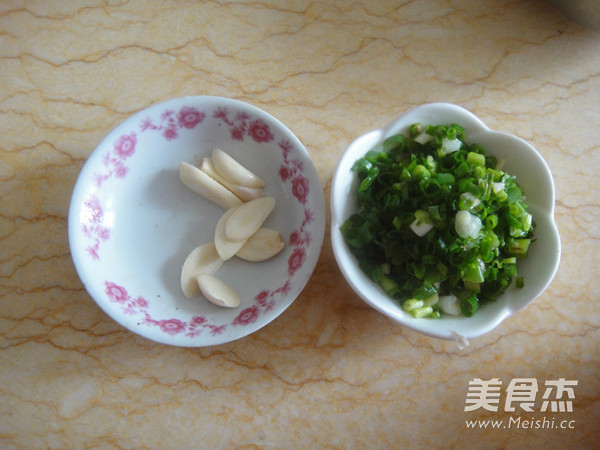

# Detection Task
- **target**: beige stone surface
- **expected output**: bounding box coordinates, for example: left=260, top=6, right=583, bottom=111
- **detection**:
left=1, top=0, right=599, bottom=448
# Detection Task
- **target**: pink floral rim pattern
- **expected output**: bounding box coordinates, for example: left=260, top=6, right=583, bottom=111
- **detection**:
left=80, top=104, right=316, bottom=337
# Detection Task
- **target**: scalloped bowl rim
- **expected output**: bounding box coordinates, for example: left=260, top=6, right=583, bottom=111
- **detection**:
left=330, top=103, right=561, bottom=340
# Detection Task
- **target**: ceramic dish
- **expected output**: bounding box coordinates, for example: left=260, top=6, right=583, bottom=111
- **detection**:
left=69, top=96, right=325, bottom=347
left=330, top=103, right=560, bottom=341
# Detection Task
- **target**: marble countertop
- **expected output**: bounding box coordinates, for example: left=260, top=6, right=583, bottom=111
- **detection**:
left=1, top=1, right=599, bottom=448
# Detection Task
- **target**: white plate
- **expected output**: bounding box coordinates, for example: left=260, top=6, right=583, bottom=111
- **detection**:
left=331, top=103, right=560, bottom=341
left=69, top=96, right=325, bottom=347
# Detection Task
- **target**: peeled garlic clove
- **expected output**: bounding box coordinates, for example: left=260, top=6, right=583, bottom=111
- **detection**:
left=197, top=273, right=241, bottom=308
left=180, top=243, right=224, bottom=298
left=211, top=148, right=266, bottom=188
left=199, top=157, right=264, bottom=202
left=224, top=196, right=276, bottom=241
left=236, top=228, right=285, bottom=262
left=179, top=161, right=242, bottom=210
left=214, top=205, right=248, bottom=260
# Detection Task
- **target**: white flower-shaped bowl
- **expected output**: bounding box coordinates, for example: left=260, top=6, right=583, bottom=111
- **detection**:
left=330, top=103, right=560, bottom=341
left=69, top=96, right=325, bottom=347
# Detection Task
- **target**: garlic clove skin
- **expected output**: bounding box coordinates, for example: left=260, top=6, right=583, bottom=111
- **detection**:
left=236, top=228, right=285, bottom=261
left=199, top=157, right=264, bottom=202
left=180, top=243, right=224, bottom=298
left=214, top=205, right=249, bottom=260
left=224, top=196, right=276, bottom=241
left=179, top=161, right=242, bottom=210
left=211, top=147, right=266, bottom=188
left=196, top=273, right=241, bottom=308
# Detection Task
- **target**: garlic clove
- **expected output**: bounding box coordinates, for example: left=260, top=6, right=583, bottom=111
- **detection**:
left=196, top=273, right=241, bottom=308
left=224, top=196, right=276, bottom=242
left=236, top=228, right=285, bottom=261
left=199, top=157, right=264, bottom=202
left=211, top=148, right=266, bottom=188
left=179, top=161, right=242, bottom=210
left=214, top=205, right=248, bottom=260
left=180, top=243, right=224, bottom=298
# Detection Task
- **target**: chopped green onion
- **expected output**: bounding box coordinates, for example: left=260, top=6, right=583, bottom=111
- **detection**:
left=341, top=123, right=534, bottom=319
left=507, top=238, right=531, bottom=257
left=460, top=295, right=480, bottom=317
left=383, top=133, right=405, bottom=154
left=516, top=276, right=524, bottom=288
left=403, top=299, right=424, bottom=312
left=411, top=306, right=434, bottom=318
left=463, top=260, right=485, bottom=284
left=485, top=214, right=498, bottom=230
left=423, top=294, right=439, bottom=307
left=411, top=164, right=430, bottom=179
left=467, top=151, right=486, bottom=166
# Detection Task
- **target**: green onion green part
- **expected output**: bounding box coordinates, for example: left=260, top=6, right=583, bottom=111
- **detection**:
left=340, top=123, right=535, bottom=319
